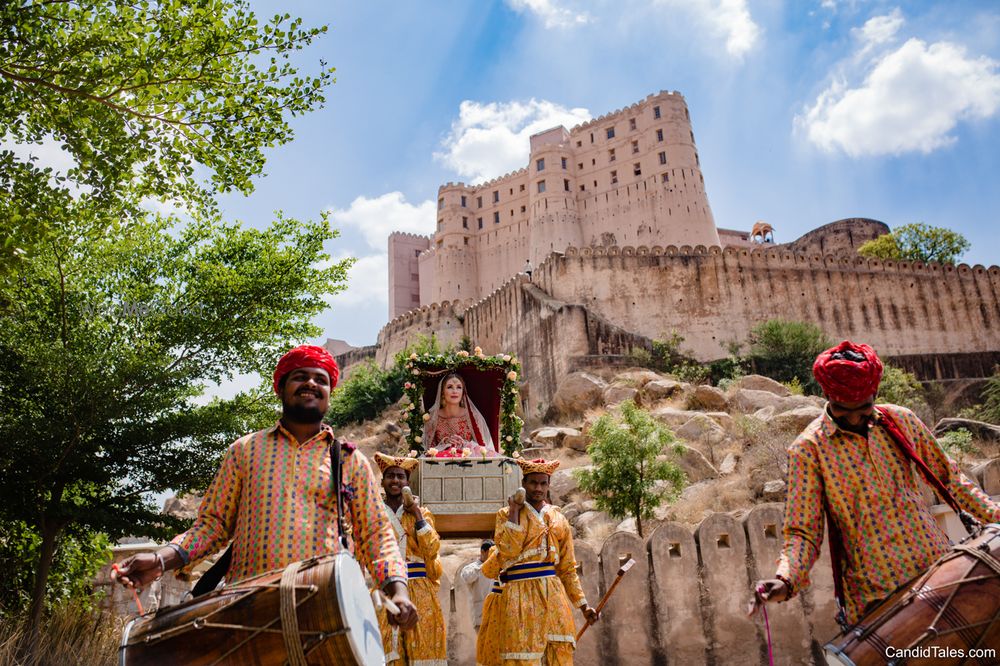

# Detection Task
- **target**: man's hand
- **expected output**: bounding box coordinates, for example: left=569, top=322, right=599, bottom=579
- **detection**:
left=748, top=579, right=789, bottom=616
left=404, top=496, right=423, bottom=520
left=507, top=495, right=521, bottom=524
left=111, top=551, right=168, bottom=589
left=581, top=604, right=600, bottom=623
left=384, top=581, right=419, bottom=630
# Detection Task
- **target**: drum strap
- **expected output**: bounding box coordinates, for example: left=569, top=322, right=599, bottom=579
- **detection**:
left=280, top=560, right=308, bottom=666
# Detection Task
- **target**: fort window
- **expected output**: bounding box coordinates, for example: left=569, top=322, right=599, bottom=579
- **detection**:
left=477, top=196, right=483, bottom=208
left=561, top=156, right=568, bottom=169
left=520, top=205, right=526, bottom=213
left=580, top=184, right=585, bottom=191
left=610, top=170, right=618, bottom=185
left=629, top=117, right=636, bottom=130
left=608, top=148, right=616, bottom=162
left=462, top=216, right=468, bottom=229
left=590, top=132, right=594, bottom=143
left=659, top=151, right=667, bottom=165
left=576, top=140, right=582, bottom=147
left=437, top=197, right=443, bottom=209
left=477, top=217, right=483, bottom=229
left=463, top=237, right=468, bottom=245
left=632, top=140, right=639, bottom=154
left=592, top=158, right=596, bottom=165
left=493, top=211, right=500, bottom=224
left=656, top=128, right=664, bottom=142
left=606, top=126, right=615, bottom=139
left=537, top=180, right=546, bottom=193
left=564, top=179, right=570, bottom=192
left=519, top=184, right=525, bottom=192
left=653, top=105, right=661, bottom=119
left=633, top=162, right=642, bottom=176
left=536, top=158, right=545, bottom=171
left=661, top=173, right=669, bottom=183
left=460, top=195, right=467, bottom=207
left=414, top=249, right=421, bottom=257
left=437, top=218, right=443, bottom=229
left=493, top=190, right=499, bottom=203
left=578, top=162, right=583, bottom=170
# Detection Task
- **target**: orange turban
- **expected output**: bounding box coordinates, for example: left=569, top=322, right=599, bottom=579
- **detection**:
left=273, top=344, right=340, bottom=394
left=812, top=340, right=883, bottom=403
left=374, top=452, right=419, bottom=474
left=515, top=458, right=560, bottom=476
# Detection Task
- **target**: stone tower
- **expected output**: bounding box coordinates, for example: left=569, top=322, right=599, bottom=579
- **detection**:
left=387, top=90, right=720, bottom=316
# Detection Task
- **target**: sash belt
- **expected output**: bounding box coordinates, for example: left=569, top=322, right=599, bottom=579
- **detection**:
left=407, top=562, right=427, bottom=579
left=504, top=561, right=556, bottom=582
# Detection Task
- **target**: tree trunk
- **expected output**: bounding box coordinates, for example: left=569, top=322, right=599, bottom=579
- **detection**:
left=635, top=500, right=643, bottom=537
left=28, top=517, right=63, bottom=631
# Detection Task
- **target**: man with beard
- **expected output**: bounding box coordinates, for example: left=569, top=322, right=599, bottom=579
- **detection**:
left=112, top=345, right=417, bottom=629
left=494, top=458, right=599, bottom=666
left=373, top=453, right=447, bottom=665
left=750, top=340, right=999, bottom=628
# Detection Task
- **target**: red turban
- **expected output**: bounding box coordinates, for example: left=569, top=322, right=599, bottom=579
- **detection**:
left=273, top=345, right=340, bottom=394
left=812, top=340, right=883, bottom=403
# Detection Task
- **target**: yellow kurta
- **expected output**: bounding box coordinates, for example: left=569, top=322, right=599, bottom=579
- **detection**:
left=494, top=504, right=588, bottom=665
left=378, top=503, right=447, bottom=666
left=476, top=547, right=504, bottom=666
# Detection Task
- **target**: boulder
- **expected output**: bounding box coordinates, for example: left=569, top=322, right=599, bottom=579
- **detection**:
left=574, top=511, right=617, bottom=540
left=551, top=372, right=608, bottom=420
left=752, top=406, right=776, bottom=421
left=651, top=406, right=704, bottom=428
left=770, top=405, right=824, bottom=432
left=563, top=432, right=590, bottom=452
left=611, top=369, right=663, bottom=388
left=731, top=388, right=788, bottom=414
left=686, top=385, right=728, bottom=412
left=735, top=375, right=791, bottom=397
left=762, top=480, right=786, bottom=502
left=641, top=379, right=684, bottom=403
left=531, top=427, right=581, bottom=448
left=675, top=414, right=728, bottom=446
left=561, top=502, right=582, bottom=522
left=718, top=452, right=738, bottom=476
left=549, top=468, right=583, bottom=504
left=934, top=418, right=1000, bottom=443
left=162, top=494, right=201, bottom=520
left=704, top=411, right=735, bottom=432
left=383, top=422, right=403, bottom=437
left=670, top=446, right=718, bottom=483
left=603, top=384, right=639, bottom=407
left=615, top=517, right=639, bottom=534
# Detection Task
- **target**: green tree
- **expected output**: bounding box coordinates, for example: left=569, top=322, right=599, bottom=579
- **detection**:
left=747, top=319, right=831, bottom=392
left=0, top=0, right=333, bottom=273
left=877, top=364, right=928, bottom=414
left=858, top=223, right=970, bottom=265
left=0, top=215, right=352, bottom=627
left=574, top=401, right=686, bottom=537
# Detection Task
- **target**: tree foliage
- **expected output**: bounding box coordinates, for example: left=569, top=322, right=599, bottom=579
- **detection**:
left=0, top=0, right=333, bottom=272
left=747, top=319, right=831, bottom=393
left=858, top=223, right=970, bottom=265
left=0, top=215, right=352, bottom=624
left=877, top=364, right=928, bottom=415
left=574, top=401, right=686, bottom=536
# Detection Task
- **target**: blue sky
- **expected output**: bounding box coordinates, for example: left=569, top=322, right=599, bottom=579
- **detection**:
left=213, top=0, right=1000, bottom=355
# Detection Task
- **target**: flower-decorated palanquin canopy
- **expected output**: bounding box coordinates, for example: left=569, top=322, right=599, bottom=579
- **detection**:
left=401, top=347, right=523, bottom=457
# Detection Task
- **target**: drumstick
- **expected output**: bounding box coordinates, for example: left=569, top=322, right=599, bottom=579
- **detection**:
left=402, top=486, right=415, bottom=508
left=112, top=563, right=145, bottom=615
left=513, top=487, right=526, bottom=504
left=576, top=558, right=635, bottom=641
left=371, top=589, right=401, bottom=616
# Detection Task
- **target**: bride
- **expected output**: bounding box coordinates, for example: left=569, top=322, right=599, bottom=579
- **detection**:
left=423, top=372, right=499, bottom=457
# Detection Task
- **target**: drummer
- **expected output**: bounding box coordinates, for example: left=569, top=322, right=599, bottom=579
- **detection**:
left=374, top=453, right=448, bottom=664
left=751, top=341, right=1000, bottom=626
left=112, top=345, right=418, bottom=629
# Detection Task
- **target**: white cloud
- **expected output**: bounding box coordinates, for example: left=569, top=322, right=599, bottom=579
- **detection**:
left=435, top=99, right=591, bottom=183
left=326, top=253, right=388, bottom=306
left=505, top=0, right=591, bottom=29
left=326, top=191, right=436, bottom=250
left=654, top=0, right=762, bottom=59
left=853, top=7, right=904, bottom=57
left=798, top=36, right=1000, bottom=157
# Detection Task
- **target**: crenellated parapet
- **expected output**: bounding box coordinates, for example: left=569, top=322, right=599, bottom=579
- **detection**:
left=569, top=90, right=684, bottom=133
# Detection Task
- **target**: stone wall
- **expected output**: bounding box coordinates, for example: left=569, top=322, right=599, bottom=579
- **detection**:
left=375, top=299, right=470, bottom=368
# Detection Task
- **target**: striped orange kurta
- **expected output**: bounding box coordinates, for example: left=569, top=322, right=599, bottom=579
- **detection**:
left=776, top=404, right=1000, bottom=624
left=377, top=504, right=447, bottom=665
left=476, top=546, right=504, bottom=666
left=171, top=422, right=406, bottom=586
left=494, top=504, right=588, bottom=665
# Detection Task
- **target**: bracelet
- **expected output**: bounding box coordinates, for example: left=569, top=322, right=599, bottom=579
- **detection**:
left=155, top=552, right=167, bottom=579
left=775, top=574, right=793, bottom=599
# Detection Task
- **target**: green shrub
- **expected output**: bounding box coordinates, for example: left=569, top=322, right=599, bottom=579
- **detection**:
left=747, top=319, right=831, bottom=393
left=783, top=377, right=804, bottom=395
left=877, top=364, right=928, bottom=414
left=937, top=428, right=977, bottom=463
left=629, top=332, right=711, bottom=384
left=574, top=401, right=686, bottom=536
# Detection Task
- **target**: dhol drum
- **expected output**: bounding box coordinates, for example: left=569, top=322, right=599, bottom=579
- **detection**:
left=120, top=552, right=385, bottom=666
left=824, top=523, right=1000, bottom=665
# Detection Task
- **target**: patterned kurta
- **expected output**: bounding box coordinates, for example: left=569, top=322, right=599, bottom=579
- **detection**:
left=494, top=504, right=588, bottom=664
left=776, top=404, right=1000, bottom=624
left=171, top=422, right=406, bottom=587
left=476, top=547, right=504, bottom=666
left=377, top=503, right=447, bottom=665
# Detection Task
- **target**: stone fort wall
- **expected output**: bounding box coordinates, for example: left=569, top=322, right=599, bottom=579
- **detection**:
left=375, top=245, right=1000, bottom=414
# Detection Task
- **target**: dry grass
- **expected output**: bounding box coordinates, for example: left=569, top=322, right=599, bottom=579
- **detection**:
left=0, top=602, right=122, bottom=666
